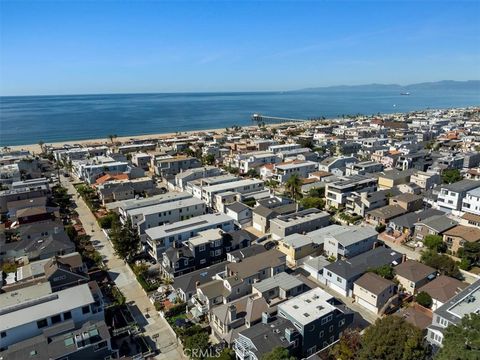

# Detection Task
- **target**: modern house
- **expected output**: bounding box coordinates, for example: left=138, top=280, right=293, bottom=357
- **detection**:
left=436, top=180, right=480, bottom=213
left=276, top=288, right=354, bottom=357
left=325, top=175, right=377, bottom=209
left=144, top=213, right=235, bottom=261
left=462, top=187, right=480, bottom=216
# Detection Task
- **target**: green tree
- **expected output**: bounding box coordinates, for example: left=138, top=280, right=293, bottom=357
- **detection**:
left=368, top=264, right=395, bottom=280
left=203, top=154, right=216, bottom=165
left=375, top=224, right=386, bottom=233
left=261, top=347, right=295, bottom=360
left=421, top=249, right=462, bottom=280
left=299, top=196, right=325, bottom=210
left=110, top=217, right=140, bottom=261
left=285, top=174, right=302, bottom=201
left=460, top=242, right=480, bottom=268
left=330, top=328, right=362, bottom=360
left=442, top=169, right=462, bottom=184
left=424, top=234, right=447, bottom=253
left=183, top=332, right=210, bottom=359
left=308, top=187, right=325, bottom=198
left=416, top=291, right=433, bottom=308
left=38, top=140, right=45, bottom=154
left=435, top=313, right=480, bottom=360
left=246, top=168, right=259, bottom=178
left=358, top=316, right=428, bottom=360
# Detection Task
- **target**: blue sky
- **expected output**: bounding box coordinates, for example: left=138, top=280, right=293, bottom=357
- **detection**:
left=1, top=1, right=479, bottom=95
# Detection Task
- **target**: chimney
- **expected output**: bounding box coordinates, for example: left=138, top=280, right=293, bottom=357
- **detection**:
left=262, top=311, right=270, bottom=324
left=195, top=281, right=200, bottom=289
left=228, top=304, right=237, bottom=322
left=402, top=253, right=407, bottom=263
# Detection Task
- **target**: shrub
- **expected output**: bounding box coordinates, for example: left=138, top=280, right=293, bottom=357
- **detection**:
left=416, top=291, right=432, bottom=308
left=165, top=303, right=187, bottom=318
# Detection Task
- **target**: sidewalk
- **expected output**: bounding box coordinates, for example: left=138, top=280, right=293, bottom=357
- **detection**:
left=61, top=176, right=186, bottom=359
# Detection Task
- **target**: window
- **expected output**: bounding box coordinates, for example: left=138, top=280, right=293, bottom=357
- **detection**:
left=94, top=341, right=108, bottom=351
left=215, top=249, right=222, bottom=256
left=319, top=330, right=324, bottom=338
left=37, top=319, right=48, bottom=329
left=200, top=259, right=206, bottom=265
left=63, top=311, right=72, bottom=320
left=294, top=322, right=302, bottom=330
left=329, top=325, right=334, bottom=332
left=199, top=244, right=206, bottom=252
left=336, top=276, right=342, bottom=283
left=184, top=259, right=189, bottom=266
left=53, top=275, right=67, bottom=282
left=82, top=305, right=91, bottom=314
left=51, top=314, right=62, bottom=324
left=1, top=331, right=6, bottom=338
left=339, top=319, right=345, bottom=327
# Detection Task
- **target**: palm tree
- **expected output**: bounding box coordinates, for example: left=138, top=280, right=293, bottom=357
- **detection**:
left=285, top=174, right=302, bottom=201
left=38, top=140, right=45, bottom=155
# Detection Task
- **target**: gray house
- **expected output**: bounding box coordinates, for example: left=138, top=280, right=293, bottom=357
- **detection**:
left=322, top=246, right=404, bottom=297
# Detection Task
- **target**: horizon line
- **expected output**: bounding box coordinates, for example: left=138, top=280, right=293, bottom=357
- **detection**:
left=1, top=79, right=479, bottom=98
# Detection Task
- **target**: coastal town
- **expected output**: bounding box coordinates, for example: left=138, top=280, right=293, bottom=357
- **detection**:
left=2, top=106, right=480, bottom=360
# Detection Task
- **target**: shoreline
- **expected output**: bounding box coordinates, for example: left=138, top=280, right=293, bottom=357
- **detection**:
left=5, top=123, right=297, bottom=155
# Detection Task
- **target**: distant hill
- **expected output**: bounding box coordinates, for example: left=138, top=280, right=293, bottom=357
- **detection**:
left=294, top=80, right=480, bottom=92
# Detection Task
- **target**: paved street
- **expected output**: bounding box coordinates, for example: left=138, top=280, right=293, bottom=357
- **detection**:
left=61, top=176, right=185, bottom=360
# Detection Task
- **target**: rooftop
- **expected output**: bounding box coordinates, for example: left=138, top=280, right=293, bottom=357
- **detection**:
left=277, top=288, right=336, bottom=326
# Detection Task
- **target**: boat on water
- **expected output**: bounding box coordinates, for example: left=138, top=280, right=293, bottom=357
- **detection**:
left=400, top=92, right=411, bottom=95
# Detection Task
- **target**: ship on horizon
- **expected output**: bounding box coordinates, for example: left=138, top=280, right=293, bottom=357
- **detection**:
left=400, top=92, right=411, bottom=95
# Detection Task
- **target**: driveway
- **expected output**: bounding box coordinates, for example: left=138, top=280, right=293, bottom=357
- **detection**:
left=61, top=176, right=186, bottom=359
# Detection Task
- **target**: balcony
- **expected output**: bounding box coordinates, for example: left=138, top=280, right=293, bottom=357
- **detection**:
left=192, top=295, right=208, bottom=314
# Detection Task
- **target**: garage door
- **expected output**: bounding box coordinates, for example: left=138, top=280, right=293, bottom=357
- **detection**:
left=356, top=297, right=378, bottom=313
left=253, top=222, right=263, bottom=232
left=327, top=281, right=348, bottom=297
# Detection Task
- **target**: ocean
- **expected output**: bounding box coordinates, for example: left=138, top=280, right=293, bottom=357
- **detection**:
left=0, top=89, right=479, bottom=146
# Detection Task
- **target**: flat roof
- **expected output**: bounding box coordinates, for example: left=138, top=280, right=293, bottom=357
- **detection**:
left=145, top=213, right=233, bottom=239
left=127, top=197, right=204, bottom=217
left=0, top=283, right=94, bottom=332
left=277, top=288, right=336, bottom=326
left=202, top=179, right=263, bottom=193
left=253, top=272, right=303, bottom=293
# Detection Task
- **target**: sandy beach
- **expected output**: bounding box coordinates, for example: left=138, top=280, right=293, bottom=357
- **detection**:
left=6, top=122, right=300, bottom=155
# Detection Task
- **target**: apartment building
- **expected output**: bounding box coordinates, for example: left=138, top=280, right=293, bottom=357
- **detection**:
left=462, top=187, right=480, bottom=215
left=318, top=156, right=358, bottom=174
left=0, top=282, right=103, bottom=348
left=325, top=175, right=377, bottom=209
left=345, top=161, right=383, bottom=176
left=238, top=152, right=280, bottom=174
left=145, top=213, right=235, bottom=260
left=268, top=143, right=301, bottom=154
left=199, top=179, right=264, bottom=208
left=173, top=166, right=223, bottom=191
left=114, top=191, right=192, bottom=218
left=187, top=174, right=240, bottom=199
left=125, top=197, right=206, bottom=236
left=410, top=171, right=442, bottom=190
left=436, top=179, right=480, bottom=213
left=270, top=208, right=330, bottom=240
left=152, top=155, right=201, bottom=177
left=273, top=161, right=318, bottom=183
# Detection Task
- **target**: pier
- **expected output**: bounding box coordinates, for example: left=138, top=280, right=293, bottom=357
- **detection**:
left=251, top=113, right=312, bottom=124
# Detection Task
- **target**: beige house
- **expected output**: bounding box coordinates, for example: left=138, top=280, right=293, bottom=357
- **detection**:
left=276, top=233, right=322, bottom=265
left=442, top=225, right=480, bottom=255
left=353, top=272, right=396, bottom=314
left=395, top=260, right=437, bottom=295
